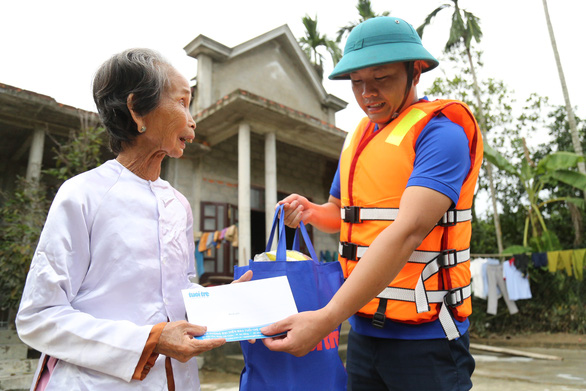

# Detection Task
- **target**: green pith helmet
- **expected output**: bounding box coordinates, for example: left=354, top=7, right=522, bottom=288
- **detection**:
left=329, top=16, right=439, bottom=80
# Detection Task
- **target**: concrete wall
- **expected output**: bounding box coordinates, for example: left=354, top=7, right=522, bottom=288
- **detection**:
left=211, top=41, right=328, bottom=122
left=171, top=132, right=340, bottom=258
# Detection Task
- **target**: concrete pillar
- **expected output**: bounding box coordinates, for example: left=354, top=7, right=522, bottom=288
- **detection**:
left=196, top=54, right=213, bottom=111
left=327, top=108, right=336, bottom=126
left=25, top=128, right=45, bottom=183
left=164, top=158, right=179, bottom=186
left=238, top=123, right=251, bottom=266
left=264, top=132, right=277, bottom=250
left=191, top=157, right=203, bottom=234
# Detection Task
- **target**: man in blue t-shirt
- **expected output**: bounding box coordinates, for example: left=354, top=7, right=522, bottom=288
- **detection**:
left=263, top=16, right=477, bottom=391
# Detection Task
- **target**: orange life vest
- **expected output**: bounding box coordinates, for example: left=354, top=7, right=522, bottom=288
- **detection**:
left=338, top=99, right=483, bottom=340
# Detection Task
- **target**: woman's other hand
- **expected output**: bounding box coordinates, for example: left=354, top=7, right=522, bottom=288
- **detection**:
left=231, top=270, right=252, bottom=284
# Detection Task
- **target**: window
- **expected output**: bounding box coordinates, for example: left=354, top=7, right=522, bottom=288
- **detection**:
left=199, top=191, right=315, bottom=282
left=199, top=202, right=237, bottom=279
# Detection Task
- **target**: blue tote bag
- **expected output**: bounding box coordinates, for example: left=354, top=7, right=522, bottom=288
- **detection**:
left=234, top=205, right=347, bottom=391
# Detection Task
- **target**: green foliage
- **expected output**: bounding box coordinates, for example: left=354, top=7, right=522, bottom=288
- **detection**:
left=299, top=14, right=341, bottom=78
left=426, top=47, right=586, bottom=253
left=470, top=218, right=497, bottom=255
left=44, top=124, right=106, bottom=181
left=0, top=121, right=107, bottom=312
left=417, top=0, right=482, bottom=52
left=336, top=0, right=390, bottom=42
left=0, top=180, right=48, bottom=310
left=485, top=142, right=586, bottom=251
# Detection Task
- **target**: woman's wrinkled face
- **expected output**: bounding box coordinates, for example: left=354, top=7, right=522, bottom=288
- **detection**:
left=141, top=67, right=196, bottom=158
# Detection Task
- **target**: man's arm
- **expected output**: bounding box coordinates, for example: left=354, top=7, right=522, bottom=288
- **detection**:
left=262, top=185, right=452, bottom=356
left=279, top=194, right=342, bottom=233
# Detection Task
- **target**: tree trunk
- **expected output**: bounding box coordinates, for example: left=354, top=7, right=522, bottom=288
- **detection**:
left=542, top=0, right=585, bottom=180
left=543, top=0, right=584, bottom=244
left=466, top=47, right=504, bottom=256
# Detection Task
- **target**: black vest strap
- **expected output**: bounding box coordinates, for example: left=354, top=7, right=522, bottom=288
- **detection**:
left=372, top=298, right=388, bottom=328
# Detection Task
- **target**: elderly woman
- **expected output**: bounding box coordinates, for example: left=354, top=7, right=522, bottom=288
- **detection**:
left=16, top=48, right=250, bottom=390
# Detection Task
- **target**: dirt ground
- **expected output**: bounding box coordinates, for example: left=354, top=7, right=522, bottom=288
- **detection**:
left=470, top=331, right=585, bottom=349
left=199, top=333, right=586, bottom=391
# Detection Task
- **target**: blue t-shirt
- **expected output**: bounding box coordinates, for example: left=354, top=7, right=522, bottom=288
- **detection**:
left=331, top=110, right=471, bottom=339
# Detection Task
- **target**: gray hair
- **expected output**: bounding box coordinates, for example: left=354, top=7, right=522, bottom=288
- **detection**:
left=92, top=48, right=171, bottom=154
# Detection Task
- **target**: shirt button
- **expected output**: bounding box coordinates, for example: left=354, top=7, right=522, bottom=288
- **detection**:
left=163, top=298, right=168, bottom=305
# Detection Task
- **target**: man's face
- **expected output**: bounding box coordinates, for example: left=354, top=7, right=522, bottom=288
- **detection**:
left=350, top=62, right=410, bottom=127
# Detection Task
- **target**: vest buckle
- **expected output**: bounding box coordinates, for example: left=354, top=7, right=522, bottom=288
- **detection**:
left=343, top=206, right=361, bottom=223
left=446, top=287, right=465, bottom=308
left=340, top=242, right=358, bottom=261
left=438, top=210, right=458, bottom=227
left=439, top=249, right=458, bottom=268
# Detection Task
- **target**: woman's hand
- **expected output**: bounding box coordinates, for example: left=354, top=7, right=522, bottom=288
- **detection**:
left=154, top=321, right=225, bottom=362
left=232, top=270, right=253, bottom=284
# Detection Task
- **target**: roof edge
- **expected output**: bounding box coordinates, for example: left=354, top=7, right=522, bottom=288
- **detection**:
left=184, top=35, right=232, bottom=61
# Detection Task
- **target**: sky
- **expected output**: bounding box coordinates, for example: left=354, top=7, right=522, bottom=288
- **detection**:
left=1, top=0, right=584, bottom=134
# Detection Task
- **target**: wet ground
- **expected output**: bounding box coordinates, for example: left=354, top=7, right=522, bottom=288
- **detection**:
left=199, top=334, right=586, bottom=390
left=471, top=347, right=586, bottom=390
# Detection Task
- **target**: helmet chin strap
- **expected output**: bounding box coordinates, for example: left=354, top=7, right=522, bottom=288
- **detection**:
left=391, top=61, right=415, bottom=120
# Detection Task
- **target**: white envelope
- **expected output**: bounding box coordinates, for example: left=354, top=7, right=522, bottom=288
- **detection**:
left=182, top=276, right=298, bottom=342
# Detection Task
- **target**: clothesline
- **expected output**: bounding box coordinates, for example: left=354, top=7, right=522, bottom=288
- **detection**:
left=473, top=249, right=585, bottom=281
left=471, top=253, right=517, bottom=258
left=195, top=224, right=239, bottom=255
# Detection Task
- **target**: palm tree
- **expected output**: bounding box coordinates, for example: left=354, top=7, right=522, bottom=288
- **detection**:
left=336, top=0, right=390, bottom=42
left=417, top=1, right=505, bottom=256
left=298, top=14, right=341, bottom=80
left=542, top=0, right=585, bottom=187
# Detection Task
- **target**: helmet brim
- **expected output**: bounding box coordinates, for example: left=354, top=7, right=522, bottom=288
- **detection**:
left=328, top=41, right=439, bottom=80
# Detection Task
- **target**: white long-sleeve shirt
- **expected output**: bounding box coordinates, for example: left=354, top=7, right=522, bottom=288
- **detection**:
left=16, top=159, right=200, bottom=390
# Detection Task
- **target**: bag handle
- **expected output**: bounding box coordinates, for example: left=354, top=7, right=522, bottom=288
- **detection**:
left=265, top=206, right=280, bottom=253
left=265, top=204, right=287, bottom=256
left=265, top=205, right=319, bottom=263
left=292, top=221, right=318, bottom=262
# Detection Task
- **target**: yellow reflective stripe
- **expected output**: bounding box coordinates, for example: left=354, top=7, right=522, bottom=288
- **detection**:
left=385, top=108, right=427, bottom=146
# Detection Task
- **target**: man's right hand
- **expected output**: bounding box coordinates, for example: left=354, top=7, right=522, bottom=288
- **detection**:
left=278, top=194, right=342, bottom=233
left=278, top=194, right=311, bottom=228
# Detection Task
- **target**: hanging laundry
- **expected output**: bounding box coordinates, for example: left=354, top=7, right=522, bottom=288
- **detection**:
left=483, top=259, right=501, bottom=298
left=531, top=252, right=548, bottom=268
left=220, top=227, right=228, bottom=240
left=573, top=249, right=585, bottom=281
left=486, top=262, right=518, bottom=315
left=205, top=231, right=214, bottom=249
left=194, top=240, right=205, bottom=279
left=470, top=258, right=488, bottom=299
left=225, top=225, right=236, bottom=242
left=229, top=225, right=239, bottom=247
left=512, top=253, right=530, bottom=277
left=224, top=225, right=235, bottom=241
left=198, top=232, right=210, bottom=253
left=503, top=261, right=532, bottom=301
left=547, top=251, right=560, bottom=273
